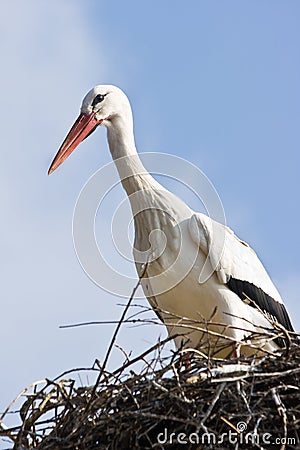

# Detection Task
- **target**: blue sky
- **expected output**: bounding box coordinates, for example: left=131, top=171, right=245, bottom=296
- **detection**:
left=1, top=0, right=299, bottom=438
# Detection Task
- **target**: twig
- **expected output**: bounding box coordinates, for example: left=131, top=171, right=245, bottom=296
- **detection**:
left=85, top=264, right=148, bottom=410
left=271, top=387, right=288, bottom=450
left=201, top=381, right=226, bottom=426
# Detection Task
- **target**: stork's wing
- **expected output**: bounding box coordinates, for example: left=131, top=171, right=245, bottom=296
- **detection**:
left=188, top=213, right=294, bottom=332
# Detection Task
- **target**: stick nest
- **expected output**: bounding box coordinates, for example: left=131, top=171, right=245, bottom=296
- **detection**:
left=1, top=332, right=300, bottom=450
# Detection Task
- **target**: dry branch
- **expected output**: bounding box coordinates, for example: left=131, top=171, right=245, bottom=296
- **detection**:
left=1, top=275, right=299, bottom=449
left=1, top=332, right=300, bottom=450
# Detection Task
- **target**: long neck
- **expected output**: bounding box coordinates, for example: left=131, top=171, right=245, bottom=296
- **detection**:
left=106, top=112, right=192, bottom=242
left=106, top=115, right=160, bottom=196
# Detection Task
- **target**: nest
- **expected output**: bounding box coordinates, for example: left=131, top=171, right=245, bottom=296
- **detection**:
left=1, top=329, right=300, bottom=450
left=1, top=279, right=299, bottom=450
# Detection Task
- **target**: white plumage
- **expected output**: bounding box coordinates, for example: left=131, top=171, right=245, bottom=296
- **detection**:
left=49, top=85, right=294, bottom=358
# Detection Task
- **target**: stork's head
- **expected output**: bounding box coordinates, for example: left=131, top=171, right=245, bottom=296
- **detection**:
left=48, top=85, right=131, bottom=174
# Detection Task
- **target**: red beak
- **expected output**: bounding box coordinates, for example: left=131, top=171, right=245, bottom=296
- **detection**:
left=48, top=112, right=101, bottom=175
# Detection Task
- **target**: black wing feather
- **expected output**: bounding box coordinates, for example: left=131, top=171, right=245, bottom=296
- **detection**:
left=227, top=277, right=294, bottom=332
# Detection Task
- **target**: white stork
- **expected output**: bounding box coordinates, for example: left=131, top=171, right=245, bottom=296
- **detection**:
left=48, top=85, right=294, bottom=358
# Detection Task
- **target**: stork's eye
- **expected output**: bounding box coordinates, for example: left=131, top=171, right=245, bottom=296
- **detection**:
left=92, top=94, right=106, bottom=107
